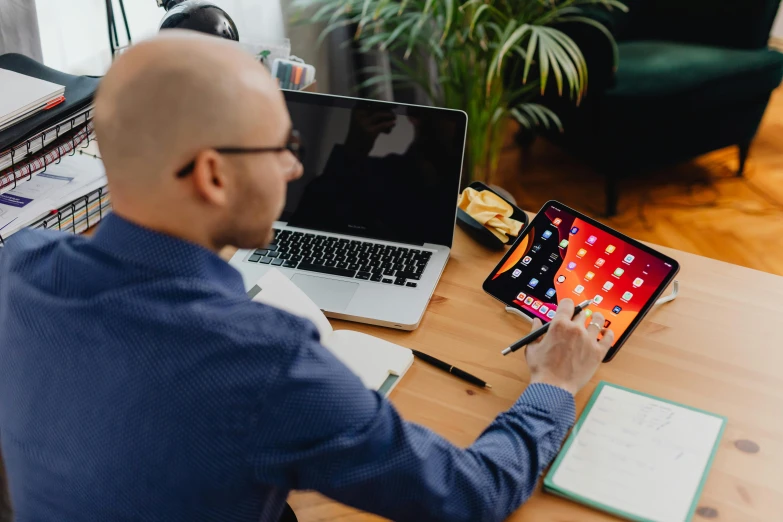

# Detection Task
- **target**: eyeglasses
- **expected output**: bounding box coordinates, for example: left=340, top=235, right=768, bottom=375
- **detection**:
left=176, top=130, right=302, bottom=178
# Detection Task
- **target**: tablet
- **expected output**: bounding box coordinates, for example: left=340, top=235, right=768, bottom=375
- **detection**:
left=483, top=201, right=679, bottom=361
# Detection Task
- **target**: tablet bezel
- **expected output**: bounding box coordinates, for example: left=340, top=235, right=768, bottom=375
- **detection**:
left=482, top=200, right=680, bottom=362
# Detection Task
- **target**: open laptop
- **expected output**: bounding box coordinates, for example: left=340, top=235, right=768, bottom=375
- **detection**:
left=229, top=91, right=467, bottom=330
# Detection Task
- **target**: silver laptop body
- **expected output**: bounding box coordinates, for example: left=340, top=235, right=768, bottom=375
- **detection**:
left=230, top=91, right=467, bottom=330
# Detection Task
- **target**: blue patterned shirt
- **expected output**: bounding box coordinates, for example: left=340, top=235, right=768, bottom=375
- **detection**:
left=0, top=213, right=575, bottom=522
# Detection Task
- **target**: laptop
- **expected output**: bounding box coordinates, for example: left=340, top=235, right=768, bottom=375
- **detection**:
left=229, top=91, right=467, bottom=330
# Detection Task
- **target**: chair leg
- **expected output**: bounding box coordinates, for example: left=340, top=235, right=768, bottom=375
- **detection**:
left=737, top=141, right=751, bottom=177
left=605, top=170, right=619, bottom=217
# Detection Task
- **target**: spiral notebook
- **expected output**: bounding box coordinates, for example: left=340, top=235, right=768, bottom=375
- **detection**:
left=544, top=382, right=726, bottom=522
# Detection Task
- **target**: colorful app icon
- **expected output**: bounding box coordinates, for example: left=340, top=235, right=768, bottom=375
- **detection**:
left=547, top=310, right=557, bottom=319
left=585, top=271, right=595, bottom=281
left=540, top=266, right=549, bottom=273
left=605, top=244, right=616, bottom=254
left=585, top=309, right=593, bottom=317
left=587, top=235, right=598, bottom=245
left=633, top=277, right=644, bottom=288
left=532, top=300, right=542, bottom=310
left=559, top=239, right=569, bottom=248
left=595, top=258, right=606, bottom=267
left=542, top=230, right=552, bottom=239
left=604, top=319, right=612, bottom=328
left=512, top=269, right=522, bottom=278
left=621, top=291, right=633, bottom=302
left=577, top=248, right=587, bottom=258
left=593, top=295, right=603, bottom=304
left=602, top=281, right=614, bottom=291
left=517, top=292, right=527, bottom=301
left=612, top=305, right=622, bottom=314
left=556, top=275, right=566, bottom=284
left=524, top=296, right=535, bottom=305
left=574, top=284, right=585, bottom=295
left=546, top=288, right=556, bottom=298
left=624, top=254, right=635, bottom=264
left=567, top=262, right=577, bottom=271
left=540, top=305, right=550, bottom=315
left=532, top=244, right=542, bottom=252
left=528, top=278, right=539, bottom=288
left=553, top=218, right=562, bottom=226
left=522, top=256, right=532, bottom=265
left=570, top=226, right=580, bottom=235
left=613, top=267, right=625, bottom=278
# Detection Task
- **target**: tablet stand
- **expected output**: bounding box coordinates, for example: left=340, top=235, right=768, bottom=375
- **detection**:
left=504, top=280, right=680, bottom=323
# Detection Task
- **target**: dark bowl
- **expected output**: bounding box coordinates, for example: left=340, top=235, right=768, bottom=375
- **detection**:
left=456, top=181, right=529, bottom=250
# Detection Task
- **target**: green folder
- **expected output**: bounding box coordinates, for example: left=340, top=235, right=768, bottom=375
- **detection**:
left=544, top=381, right=726, bottom=522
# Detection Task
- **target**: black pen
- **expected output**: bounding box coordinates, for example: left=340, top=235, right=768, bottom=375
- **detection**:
left=411, top=349, right=492, bottom=389
left=502, top=299, right=593, bottom=356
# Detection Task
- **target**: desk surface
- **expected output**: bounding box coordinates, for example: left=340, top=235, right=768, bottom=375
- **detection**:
left=224, top=227, right=783, bottom=522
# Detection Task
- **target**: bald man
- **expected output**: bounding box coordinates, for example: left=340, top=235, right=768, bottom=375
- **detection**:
left=0, top=32, right=613, bottom=522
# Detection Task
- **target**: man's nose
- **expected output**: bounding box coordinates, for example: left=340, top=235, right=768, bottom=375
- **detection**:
left=287, top=161, right=304, bottom=182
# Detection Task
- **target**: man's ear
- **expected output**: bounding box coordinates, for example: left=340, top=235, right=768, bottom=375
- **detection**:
left=190, top=150, right=229, bottom=207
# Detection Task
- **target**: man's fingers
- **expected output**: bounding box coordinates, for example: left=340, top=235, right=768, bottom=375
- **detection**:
left=529, top=318, right=544, bottom=344
left=589, top=312, right=606, bottom=335
left=553, top=298, right=574, bottom=322
left=597, top=328, right=615, bottom=356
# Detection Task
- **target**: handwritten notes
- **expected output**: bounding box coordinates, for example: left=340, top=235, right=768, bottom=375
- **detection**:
left=550, top=384, right=724, bottom=522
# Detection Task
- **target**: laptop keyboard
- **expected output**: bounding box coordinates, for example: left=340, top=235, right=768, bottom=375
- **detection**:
left=245, top=228, right=432, bottom=288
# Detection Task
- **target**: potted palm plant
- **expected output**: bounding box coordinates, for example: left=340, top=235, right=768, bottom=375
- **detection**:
left=292, top=0, right=625, bottom=185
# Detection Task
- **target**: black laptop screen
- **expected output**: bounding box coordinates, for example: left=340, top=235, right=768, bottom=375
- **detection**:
left=281, top=91, right=466, bottom=247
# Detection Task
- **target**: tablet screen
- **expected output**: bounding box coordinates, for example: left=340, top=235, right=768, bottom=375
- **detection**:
left=483, top=202, right=678, bottom=350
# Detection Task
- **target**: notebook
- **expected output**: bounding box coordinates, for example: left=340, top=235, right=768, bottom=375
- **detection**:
left=0, top=69, right=65, bottom=132
left=249, top=269, right=414, bottom=395
left=0, top=54, right=99, bottom=153
left=544, top=381, right=726, bottom=522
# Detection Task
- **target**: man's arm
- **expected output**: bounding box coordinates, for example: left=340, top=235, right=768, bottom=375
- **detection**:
left=252, top=331, right=574, bottom=522
left=253, top=299, right=612, bottom=522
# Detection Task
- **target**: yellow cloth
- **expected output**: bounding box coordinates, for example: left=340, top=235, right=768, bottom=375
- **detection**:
left=458, top=187, right=523, bottom=243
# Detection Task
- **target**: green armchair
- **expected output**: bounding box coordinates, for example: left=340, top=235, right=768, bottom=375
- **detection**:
left=539, top=0, right=783, bottom=216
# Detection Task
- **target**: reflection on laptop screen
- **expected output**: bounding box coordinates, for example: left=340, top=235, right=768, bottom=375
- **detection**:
left=282, top=92, right=466, bottom=247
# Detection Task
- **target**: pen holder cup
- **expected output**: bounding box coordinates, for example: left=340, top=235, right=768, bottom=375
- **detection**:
left=456, top=181, right=529, bottom=250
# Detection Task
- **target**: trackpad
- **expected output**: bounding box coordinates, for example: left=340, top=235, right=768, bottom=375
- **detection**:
left=291, top=274, right=358, bottom=312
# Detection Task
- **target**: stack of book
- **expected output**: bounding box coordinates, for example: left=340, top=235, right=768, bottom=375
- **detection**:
left=0, top=54, right=110, bottom=245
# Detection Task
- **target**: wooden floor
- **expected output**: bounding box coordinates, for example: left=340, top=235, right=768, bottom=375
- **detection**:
left=493, top=85, right=783, bottom=277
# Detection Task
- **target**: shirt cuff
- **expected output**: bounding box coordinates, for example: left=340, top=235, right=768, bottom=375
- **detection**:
left=513, top=383, right=576, bottom=435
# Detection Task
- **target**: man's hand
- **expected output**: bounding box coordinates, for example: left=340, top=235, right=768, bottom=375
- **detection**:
left=526, top=299, right=614, bottom=395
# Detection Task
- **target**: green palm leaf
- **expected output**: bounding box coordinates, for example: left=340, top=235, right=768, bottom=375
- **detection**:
left=293, top=0, right=623, bottom=183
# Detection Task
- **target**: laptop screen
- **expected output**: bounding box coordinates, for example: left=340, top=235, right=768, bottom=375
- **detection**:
left=281, top=91, right=466, bottom=247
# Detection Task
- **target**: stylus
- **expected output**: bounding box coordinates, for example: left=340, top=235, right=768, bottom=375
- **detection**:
left=501, top=299, right=593, bottom=356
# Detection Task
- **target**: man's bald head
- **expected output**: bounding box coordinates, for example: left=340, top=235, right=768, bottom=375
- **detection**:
left=95, top=31, right=282, bottom=189
left=94, top=31, right=301, bottom=252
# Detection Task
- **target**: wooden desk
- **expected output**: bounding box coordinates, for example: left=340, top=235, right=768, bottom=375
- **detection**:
left=224, top=227, right=783, bottom=521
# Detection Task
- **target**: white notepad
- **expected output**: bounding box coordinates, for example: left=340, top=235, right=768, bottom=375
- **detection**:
left=545, top=382, right=726, bottom=522
left=249, top=269, right=413, bottom=395
left=0, top=69, right=65, bottom=131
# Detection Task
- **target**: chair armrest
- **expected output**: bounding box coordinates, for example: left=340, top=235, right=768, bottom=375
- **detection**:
left=622, top=0, right=782, bottom=50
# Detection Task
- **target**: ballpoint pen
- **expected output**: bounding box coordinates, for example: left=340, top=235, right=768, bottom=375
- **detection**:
left=412, top=349, right=492, bottom=388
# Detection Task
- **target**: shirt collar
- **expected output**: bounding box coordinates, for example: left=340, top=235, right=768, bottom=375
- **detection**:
left=91, top=213, right=246, bottom=296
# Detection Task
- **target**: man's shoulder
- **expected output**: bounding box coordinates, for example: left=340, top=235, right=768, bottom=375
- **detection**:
left=1, top=228, right=80, bottom=264
left=4, top=227, right=73, bottom=249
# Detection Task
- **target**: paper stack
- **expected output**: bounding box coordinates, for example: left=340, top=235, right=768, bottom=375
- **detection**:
left=0, top=154, right=110, bottom=245
left=0, top=69, right=65, bottom=132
